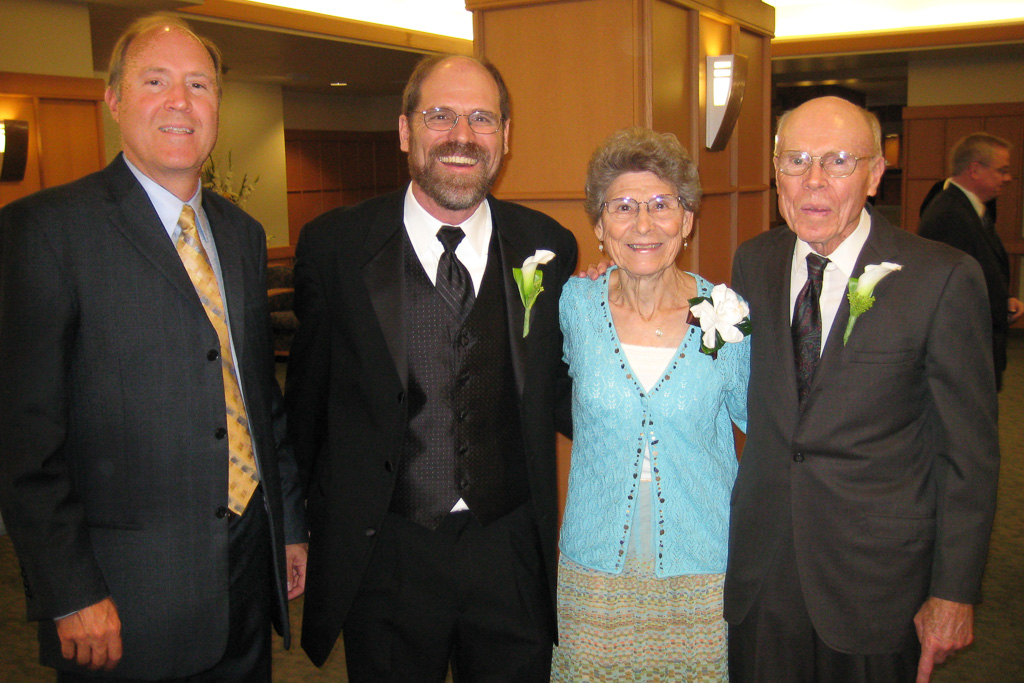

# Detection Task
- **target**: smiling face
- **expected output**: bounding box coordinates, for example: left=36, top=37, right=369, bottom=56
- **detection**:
left=105, top=26, right=219, bottom=201
left=774, top=97, right=885, bottom=256
left=399, top=57, right=509, bottom=224
left=595, top=171, right=692, bottom=279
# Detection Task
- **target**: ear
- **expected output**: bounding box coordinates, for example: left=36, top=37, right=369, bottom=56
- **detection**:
left=593, top=220, right=605, bottom=243
left=399, top=114, right=411, bottom=153
left=681, top=210, right=695, bottom=238
left=865, top=155, right=886, bottom=197
left=501, top=119, right=510, bottom=155
left=104, top=86, right=120, bottom=122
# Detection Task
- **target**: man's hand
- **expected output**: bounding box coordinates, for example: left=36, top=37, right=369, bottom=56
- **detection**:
left=913, top=597, right=974, bottom=683
left=1007, top=297, right=1023, bottom=324
left=285, top=542, right=309, bottom=600
left=55, top=597, right=122, bottom=671
left=575, top=259, right=613, bottom=280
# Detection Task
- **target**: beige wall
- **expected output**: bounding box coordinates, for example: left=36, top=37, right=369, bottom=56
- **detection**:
left=1, top=0, right=93, bottom=78
left=283, top=91, right=402, bottom=132
left=909, top=54, right=1024, bottom=106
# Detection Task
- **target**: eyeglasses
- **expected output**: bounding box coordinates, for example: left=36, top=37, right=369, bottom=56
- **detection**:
left=976, top=162, right=1012, bottom=177
left=774, top=151, right=874, bottom=178
left=412, top=107, right=503, bottom=134
left=602, top=195, right=685, bottom=222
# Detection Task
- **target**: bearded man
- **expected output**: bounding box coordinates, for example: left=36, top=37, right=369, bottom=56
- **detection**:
left=285, top=54, right=577, bottom=682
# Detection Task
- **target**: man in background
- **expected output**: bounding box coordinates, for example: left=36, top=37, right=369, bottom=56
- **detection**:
left=918, top=132, right=1023, bottom=390
left=286, top=54, right=577, bottom=681
left=726, top=96, right=999, bottom=683
left=0, top=14, right=306, bottom=680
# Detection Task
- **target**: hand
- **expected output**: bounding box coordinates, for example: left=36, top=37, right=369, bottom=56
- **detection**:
left=575, top=259, right=614, bottom=280
left=285, top=542, right=309, bottom=600
left=1007, top=297, right=1023, bottom=324
left=55, top=597, right=122, bottom=671
left=913, top=597, right=974, bottom=683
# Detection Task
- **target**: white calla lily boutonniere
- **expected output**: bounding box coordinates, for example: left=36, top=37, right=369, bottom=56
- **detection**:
left=686, top=283, right=752, bottom=359
left=844, top=262, right=902, bottom=344
left=513, top=250, right=556, bottom=338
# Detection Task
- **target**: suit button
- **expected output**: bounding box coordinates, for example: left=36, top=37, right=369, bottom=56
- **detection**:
left=216, top=506, right=230, bottom=518
left=460, top=331, right=471, bottom=347
left=207, top=349, right=219, bottom=361
left=365, top=528, right=376, bottom=537
left=460, top=478, right=471, bottom=491
left=793, top=452, right=805, bottom=463
left=215, top=427, right=228, bottom=439
left=457, top=408, right=469, bottom=421
left=457, top=444, right=469, bottom=455
left=457, top=374, right=470, bottom=387
left=384, top=460, right=394, bottom=473
left=397, top=391, right=405, bottom=404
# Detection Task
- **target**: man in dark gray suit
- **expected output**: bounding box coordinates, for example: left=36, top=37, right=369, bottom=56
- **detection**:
left=725, top=97, right=999, bottom=683
left=0, top=15, right=306, bottom=680
left=918, top=133, right=1023, bottom=390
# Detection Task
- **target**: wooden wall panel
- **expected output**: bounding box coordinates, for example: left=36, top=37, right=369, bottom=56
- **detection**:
left=696, top=15, right=733, bottom=195
left=904, top=117, right=945, bottom=180
left=651, top=0, right=694, bottom=149
left=37, top=99, right=105, bottom=188
left=696, top=193, right=734, bottom=286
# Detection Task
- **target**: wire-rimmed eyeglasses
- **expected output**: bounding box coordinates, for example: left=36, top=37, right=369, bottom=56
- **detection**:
left=412, top=107, right=503, bottom=134
left=602, top=195, right=685, bottom=222
left=774, top=150, right=875, bottom=178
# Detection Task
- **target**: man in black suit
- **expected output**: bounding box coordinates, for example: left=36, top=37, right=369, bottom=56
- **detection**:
left=918, top=133, right=1023, bottom=390
left=286, top=54, right=577, bottom=681
left=0, top=15, right=307, bottom=680
left=725, top=97, right=999, bottom=683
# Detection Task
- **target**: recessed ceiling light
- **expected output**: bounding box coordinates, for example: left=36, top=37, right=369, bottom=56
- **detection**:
left=331, top=82, right=348, bottom=87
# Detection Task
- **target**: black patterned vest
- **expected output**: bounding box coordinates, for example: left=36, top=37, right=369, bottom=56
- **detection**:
left=389, top=231, right=529, bottom=530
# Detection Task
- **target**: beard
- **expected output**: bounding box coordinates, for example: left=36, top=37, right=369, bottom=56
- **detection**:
left=408, top=140, right=503, bottom=212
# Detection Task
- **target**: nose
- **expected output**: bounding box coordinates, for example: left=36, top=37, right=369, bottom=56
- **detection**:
left=165, top=81, right=192, bottom=111
left=802, top=161, right=829, bottom=189
left=447, top=114, right=475, bottom=141
left=634, top=205, right=654, bottom=233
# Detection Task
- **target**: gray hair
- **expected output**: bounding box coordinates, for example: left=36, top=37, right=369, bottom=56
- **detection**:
left=774, top=99, right=882, bottom=157
left=950, top=132, right=1011, bottom=176
left=108, top=14, right=223, bottom=100
left=584, top=127, right=701, bottom=225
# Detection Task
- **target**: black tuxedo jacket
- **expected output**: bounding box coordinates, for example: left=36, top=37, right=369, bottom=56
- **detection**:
left=919, top=183, right=1011, bottom=382
left=724, top=209, right=1000, bottom=654
left=285, top=187, right=577, bottom=666
left=0, top=155, right=306, bottom=678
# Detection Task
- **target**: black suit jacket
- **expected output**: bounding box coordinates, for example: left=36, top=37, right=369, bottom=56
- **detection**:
left=285, top=187, right=577, bottom=666
left=0, top=155, right=306, bottom=678
left=725, top=209, right=999, bottom=654
left=919, top=183, right=1011, bottom=384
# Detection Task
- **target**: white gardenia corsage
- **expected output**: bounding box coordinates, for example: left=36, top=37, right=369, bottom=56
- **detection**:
left=513, top=250, right=556, bottom=338
left=844, top=262, right=902, bottom=344
left=687, top=283, right=752, bottom=359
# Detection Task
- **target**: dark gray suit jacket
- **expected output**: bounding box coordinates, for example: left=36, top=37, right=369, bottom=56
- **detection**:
left=285, top=187, right=577, bottom=666
left=0, top=155, right=306, bottom=678
left=919, top=184, right=1011, bottom=386
left=725, top=209, right=999, bottom=654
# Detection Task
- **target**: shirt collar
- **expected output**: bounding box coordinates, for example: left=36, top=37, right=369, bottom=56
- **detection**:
left=948, top=179, right=987, bottom=219
left=402, top=183, right=491, bottom=258
left=123, top=155, right=203, bottom=240
left=794, top=207, right=872, bottom=279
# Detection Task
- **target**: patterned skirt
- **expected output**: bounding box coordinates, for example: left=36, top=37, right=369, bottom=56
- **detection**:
left=551, top=484, right=728, bottom=682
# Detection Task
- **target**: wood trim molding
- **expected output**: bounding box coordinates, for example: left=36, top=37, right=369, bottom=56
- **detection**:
left=772, top=21, right=1024, bottom=57
left=181, top=0, right=472, bottom=54
left=903, top=102, right=1024, bottom=119
left=0, top=73, right=106, bottom=101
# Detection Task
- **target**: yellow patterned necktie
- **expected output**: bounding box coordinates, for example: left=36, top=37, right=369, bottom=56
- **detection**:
left=176, top=205, right=259, bottom=515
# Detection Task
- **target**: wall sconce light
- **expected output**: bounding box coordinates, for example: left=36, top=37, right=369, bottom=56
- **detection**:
left=705, top=55, right=747, bottom=151
left=0, top=119, right=30, bottom=182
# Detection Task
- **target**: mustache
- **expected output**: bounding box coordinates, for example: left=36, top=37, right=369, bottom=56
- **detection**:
left=428, top=141, right=488, bottom=164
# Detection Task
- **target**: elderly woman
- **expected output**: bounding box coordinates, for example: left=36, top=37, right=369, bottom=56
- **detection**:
left=551, top=127, right=750, bottom=681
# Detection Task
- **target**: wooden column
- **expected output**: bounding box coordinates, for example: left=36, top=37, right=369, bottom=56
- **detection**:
left=466, top=0, right=774, bottom=517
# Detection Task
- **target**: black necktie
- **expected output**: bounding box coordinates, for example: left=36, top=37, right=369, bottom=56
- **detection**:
left=792, top=252, right=830, bottom=404
left=436, top=225, right=475, bottom=323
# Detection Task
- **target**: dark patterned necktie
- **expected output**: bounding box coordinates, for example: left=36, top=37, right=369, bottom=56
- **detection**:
left=436, top=225, right=475, bottom=323
left=792, top=252, right=830, bottom=404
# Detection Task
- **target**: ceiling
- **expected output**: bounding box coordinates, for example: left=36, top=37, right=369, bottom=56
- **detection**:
left=81, top=0, right=1024, bottom=105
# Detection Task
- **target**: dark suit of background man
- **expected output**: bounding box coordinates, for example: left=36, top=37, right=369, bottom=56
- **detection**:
left=725, top=97, right=1000, bottom=683
left=0, top=15, right=308, bottom=681
left=285, top=54, right=577, bottom=682
left=918, top=132, right=1024, bottom=391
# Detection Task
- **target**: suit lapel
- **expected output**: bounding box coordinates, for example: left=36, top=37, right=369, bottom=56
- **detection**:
left=764, top=229, right=801, bottom=403
left=492, top=200, right=531, bottom=399
left=360, top=193, right=408, bottom=391
left=104, top=156, right=207, bottom=307
left=204, top=197, right=247, bottom=355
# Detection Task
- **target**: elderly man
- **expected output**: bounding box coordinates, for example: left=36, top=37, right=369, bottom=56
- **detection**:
left=725, top=96, right=999, bottom=683
left=919, top=133, right=1023, bottom=390
left=285, top=54, right=577, bottom=681
left=0, top=15, right=307, bottom=681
